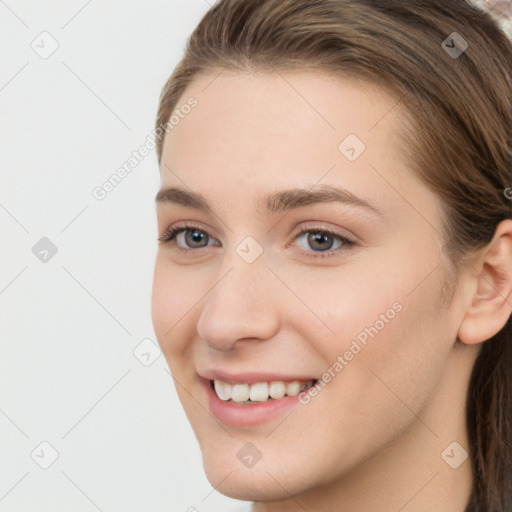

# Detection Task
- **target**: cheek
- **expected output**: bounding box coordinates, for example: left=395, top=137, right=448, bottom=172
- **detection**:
left=151, top=256, right=205, bottom=357
left=274, top=258, right=408, bottom=358
left=283, top=251, right=451, bottom=414
left=335, top=271, right=451, bottom=432
left=293, top=245, right=446, bottom=350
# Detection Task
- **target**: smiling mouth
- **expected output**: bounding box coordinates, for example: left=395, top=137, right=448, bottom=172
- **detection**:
left=211, top=379, right=317, bottom=404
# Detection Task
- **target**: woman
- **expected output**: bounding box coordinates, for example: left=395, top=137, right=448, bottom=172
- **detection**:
left=151, top=1, right=512, bottom=510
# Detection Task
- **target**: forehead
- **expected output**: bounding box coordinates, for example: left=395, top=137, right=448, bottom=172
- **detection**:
left=157, top=70, right=442, bottom=230
left=161, top=70, right=405, bottom=173
left=167, top=70, right=401, bottom=138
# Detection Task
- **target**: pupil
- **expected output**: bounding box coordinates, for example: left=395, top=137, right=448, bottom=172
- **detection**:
left=308, top=232, right=333, bottom=251
left=186, top=230, right=207, bottom=247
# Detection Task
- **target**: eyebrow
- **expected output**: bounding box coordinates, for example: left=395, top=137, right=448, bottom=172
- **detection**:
left=155, top=185, right=383, bottom=216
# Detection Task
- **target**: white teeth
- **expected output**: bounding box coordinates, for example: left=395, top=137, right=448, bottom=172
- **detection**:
left=212, top=379, right=314, bottom=403
left=249, top=382, right=269, bottom=402
left=231, top=383, right=250, bottom=402
left=214, top=380, right=232, bottom=401
left=285, top=381, right=301, bottom=396
left=269, top=381, right=286, bottom=399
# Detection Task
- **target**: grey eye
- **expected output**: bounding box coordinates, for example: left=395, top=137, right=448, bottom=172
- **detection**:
left=296, top=230, right=344, bottom=252
left=183, top=229, right=210, bottom=248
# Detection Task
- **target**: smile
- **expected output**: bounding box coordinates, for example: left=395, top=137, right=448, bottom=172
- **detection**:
left=199, top=370, right=319, bottom=426
left=212, top=379, right=316, bottom=404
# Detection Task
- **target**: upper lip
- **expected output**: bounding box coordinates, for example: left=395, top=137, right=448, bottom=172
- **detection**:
left=198, top=369, right=318, bottom=384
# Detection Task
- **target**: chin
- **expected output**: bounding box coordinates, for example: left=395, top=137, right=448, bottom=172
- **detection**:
left=199, top=441, right=320, bottom=502
left=203, top=459, right=293, bottom=502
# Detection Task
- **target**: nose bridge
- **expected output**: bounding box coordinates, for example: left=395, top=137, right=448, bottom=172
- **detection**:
left=196, top=249, right=279, bottom=350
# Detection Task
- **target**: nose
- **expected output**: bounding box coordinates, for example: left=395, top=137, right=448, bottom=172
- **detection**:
left=196, top=258, right=281, bottom=351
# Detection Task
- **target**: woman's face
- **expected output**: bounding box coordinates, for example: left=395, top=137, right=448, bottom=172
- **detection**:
left=152, top=71, right=467, bottom=502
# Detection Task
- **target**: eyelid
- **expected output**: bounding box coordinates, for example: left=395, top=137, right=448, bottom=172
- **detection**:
left=158, top=221, right=218, bottom=240
left=289, top=221, right=356, bottom=243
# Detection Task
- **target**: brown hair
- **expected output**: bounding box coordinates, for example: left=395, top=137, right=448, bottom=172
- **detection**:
left=155, top=1, right=512, bottom=510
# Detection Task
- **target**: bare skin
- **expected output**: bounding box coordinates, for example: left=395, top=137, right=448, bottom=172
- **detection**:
left=152, top=70, right=512, bottom=512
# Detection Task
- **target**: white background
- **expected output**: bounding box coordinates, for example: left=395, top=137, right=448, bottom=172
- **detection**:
left=0, top=1, right=248, bottom=510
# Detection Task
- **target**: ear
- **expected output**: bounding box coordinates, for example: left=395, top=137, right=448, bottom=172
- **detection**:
left=458, top=219, right=512, bottom=345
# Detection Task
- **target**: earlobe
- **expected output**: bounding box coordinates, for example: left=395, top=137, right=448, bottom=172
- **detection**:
left=457, top=219, right=512, bottom=346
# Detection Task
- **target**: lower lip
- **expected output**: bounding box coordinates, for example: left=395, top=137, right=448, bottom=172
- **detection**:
left=202, top=379, right=305, bottom=427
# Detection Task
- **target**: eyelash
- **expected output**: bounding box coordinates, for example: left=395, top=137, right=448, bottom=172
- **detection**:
left=158, top=223, right=355, bottom=259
